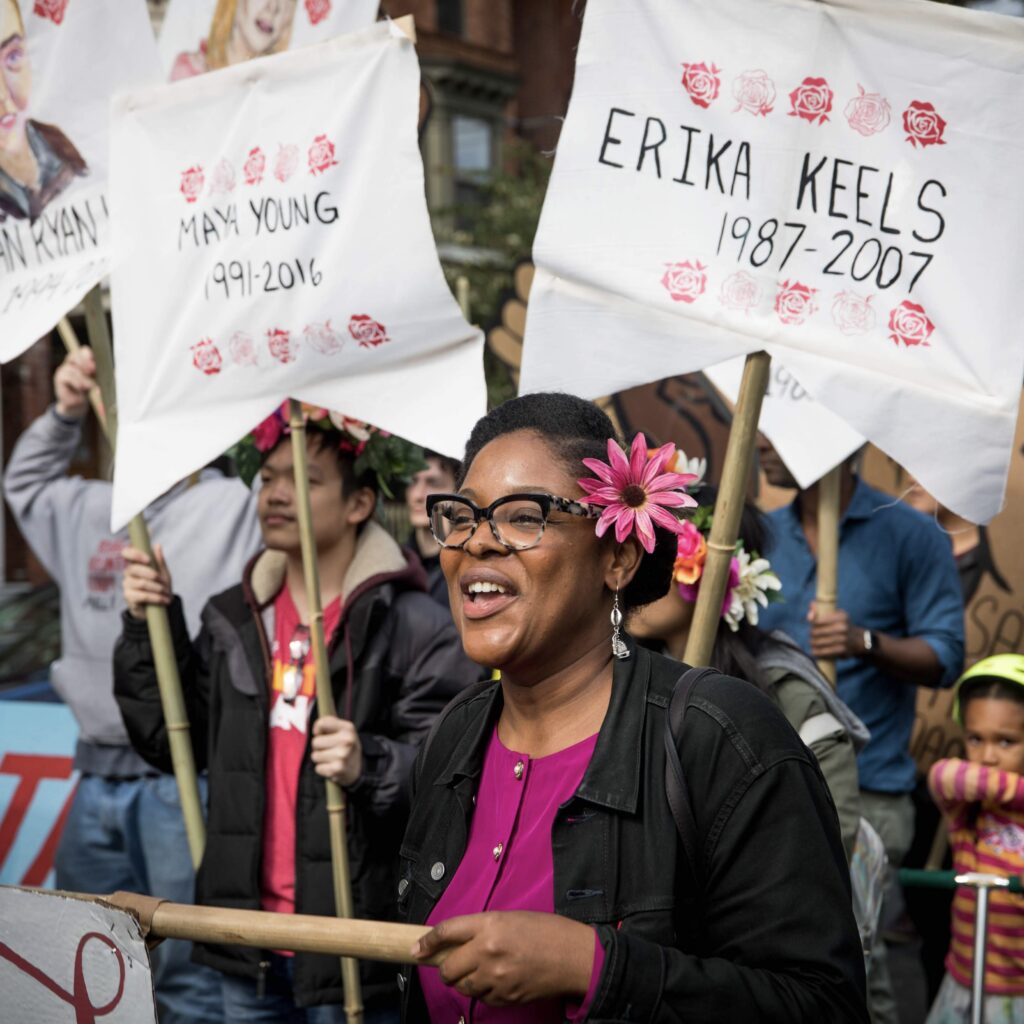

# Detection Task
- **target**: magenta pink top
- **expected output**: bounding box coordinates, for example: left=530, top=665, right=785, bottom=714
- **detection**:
left=418, top=728, right=605, bottom=1022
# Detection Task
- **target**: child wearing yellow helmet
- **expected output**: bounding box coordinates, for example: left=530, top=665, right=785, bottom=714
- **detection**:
left=926, top=654, right=1024, bottom=1024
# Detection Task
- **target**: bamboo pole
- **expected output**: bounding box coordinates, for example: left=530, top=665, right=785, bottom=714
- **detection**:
left=684, top=351, right=771, bottom=668
left=815, top=465, right=842, bottom=687
left=287, top=399, right=363, bottom=1023
left=56, top=294, right=206, bottom=868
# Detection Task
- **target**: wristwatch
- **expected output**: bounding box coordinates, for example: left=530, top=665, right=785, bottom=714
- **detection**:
left=862, top=629, right=876, bottom=655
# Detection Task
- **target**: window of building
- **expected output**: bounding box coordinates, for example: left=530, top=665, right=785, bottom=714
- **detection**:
left=437, top=0, right=463, bottom=36
left=451, top=114, right=494, bottom=212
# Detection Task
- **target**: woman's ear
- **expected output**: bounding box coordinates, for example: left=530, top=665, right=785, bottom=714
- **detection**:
left=605, top=536, right=643, bottom=592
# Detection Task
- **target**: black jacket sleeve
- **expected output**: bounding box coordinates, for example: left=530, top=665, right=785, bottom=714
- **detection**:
left=113, top=596, right=211, bottom=774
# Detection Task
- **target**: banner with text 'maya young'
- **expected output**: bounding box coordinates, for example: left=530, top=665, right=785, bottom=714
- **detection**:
left=519, top=0, right=1024, bottom=524
left=0, top=0, right=159, bottom=362
left=157, top=0, right=379, bottom=81
left=108, top=21, right=485, bottom=530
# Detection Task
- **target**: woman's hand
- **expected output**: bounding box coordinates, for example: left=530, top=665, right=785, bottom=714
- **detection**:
left=122, top=544, right=173, bottom=620
left=311, top=716, right=363, bottom=786
left=411, top=911, right=596, bottom=1006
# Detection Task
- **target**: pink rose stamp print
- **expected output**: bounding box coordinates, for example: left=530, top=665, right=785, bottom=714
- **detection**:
left=303, top=320, right=344, bottom=356
left=305, top=0, right=331, bottom=24
left=788, top=77, right=833, bottom=125
left=243, top=147, right=266, bottom=186
left=888, top=301, right=935, bottom=347
left=680, top=62, right=721, bottom=109
left=33, top=0, right=67, bottom=25
left=844, top=86, right=891, bottom=137
left=274, top=144, right=300, bottom=183
left=903, top=101, right=947, bottom=149
left=267, top=328, right=298, bottom=364
left=661, top=261, right=707, bottom=304
left=831, top=292, right=876, bottom=335
left=228, top=331, right=258, bottom=367
left=179, top=166, right=204, bottom=204
left=209, top=159, right=236, bottom=195
left=191, top=339, right=222, bottom=376
left=308, top=135, right=338, bottom=176
left=732, top=70, right=775, bottom=117
left=347, top=315, right=390, bottom=348
left=719, top=271, right=761, bottom=314
left=775, top=281, right=818, bottom=325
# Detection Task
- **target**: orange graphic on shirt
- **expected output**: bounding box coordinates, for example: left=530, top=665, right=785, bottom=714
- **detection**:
left=271, top=657, right=316, bottom=700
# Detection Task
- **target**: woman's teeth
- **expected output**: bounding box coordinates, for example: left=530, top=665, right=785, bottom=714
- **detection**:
left=468, top=581, right=508, bottom=596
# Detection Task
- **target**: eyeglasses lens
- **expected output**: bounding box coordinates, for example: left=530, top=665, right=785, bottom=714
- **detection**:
left=430, top=498, right=547, bottom=550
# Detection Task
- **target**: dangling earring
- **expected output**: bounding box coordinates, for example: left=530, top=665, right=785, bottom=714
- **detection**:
left=610, top=588, right=630, bottom=660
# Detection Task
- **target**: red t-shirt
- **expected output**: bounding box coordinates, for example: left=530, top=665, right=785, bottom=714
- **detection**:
left=261, top=584, right=343, bottom=922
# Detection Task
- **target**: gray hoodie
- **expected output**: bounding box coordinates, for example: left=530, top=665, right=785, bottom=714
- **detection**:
left=3, top=406, right=262, bottom=775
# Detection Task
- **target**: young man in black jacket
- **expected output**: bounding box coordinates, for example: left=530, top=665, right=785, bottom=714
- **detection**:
left=114, top=411, right=481, bottom=1022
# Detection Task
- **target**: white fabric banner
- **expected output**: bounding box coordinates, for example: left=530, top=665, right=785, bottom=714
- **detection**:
left=520, top=0, right=1024, bottom=523
left=109, top=22, right=484, bottom=529
left=158, top=0, right=379, bottom=81
left=0, top=0, right=159, bottom=362
left=704, top=357, right=865, bottom=488
left=0, top=887, right=157, bottom=1023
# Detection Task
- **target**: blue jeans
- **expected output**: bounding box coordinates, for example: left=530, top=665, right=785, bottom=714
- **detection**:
left=221, top=954, right=400, bottom=1024
left=55, top=773, right=223, bottom=1024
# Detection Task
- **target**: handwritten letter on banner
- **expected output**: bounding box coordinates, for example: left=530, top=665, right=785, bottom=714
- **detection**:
left=109, top=22, right=485, bottom=529
left=519, top=0, right=1024, bottom=523
left=0, top=0, right=159, bottom=362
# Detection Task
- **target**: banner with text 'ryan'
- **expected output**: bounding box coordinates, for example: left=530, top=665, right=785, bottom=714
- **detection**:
left=109, top=22, right=485, bottom=529
left=0, top=0, right=159, bottom=362
left=519, top=0, right=1024, bottom=523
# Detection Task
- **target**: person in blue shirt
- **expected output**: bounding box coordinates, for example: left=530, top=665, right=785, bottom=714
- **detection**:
left=757, top=437, right=964, bottom=1024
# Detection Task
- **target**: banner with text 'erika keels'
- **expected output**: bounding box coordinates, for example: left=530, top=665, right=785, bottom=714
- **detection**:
left=109, top=22, right=485, bottom=529
left=520, top=0, right=1024, bottom=523
left=0, top=0, right=160, bottom=362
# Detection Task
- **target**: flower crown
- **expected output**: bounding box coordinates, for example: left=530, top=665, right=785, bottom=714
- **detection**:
left=231, top=401, right=425, bottom=498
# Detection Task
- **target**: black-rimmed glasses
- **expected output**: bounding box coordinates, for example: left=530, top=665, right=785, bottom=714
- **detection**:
left=426, top=492, right=600, bottom=551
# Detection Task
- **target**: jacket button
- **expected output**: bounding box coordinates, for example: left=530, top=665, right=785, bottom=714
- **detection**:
left=398, top=878, right=409, bottom=897
left=430, top=861, right=445, bottom=881
left=514, top=760, right=524, bottom=779
left=396, top=971, right=406, bottom=992
left=493, top=842, right=503, bottom=861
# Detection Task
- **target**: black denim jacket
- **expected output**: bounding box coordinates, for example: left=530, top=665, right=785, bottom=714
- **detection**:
left=396, top=641, right=868, bottom=1023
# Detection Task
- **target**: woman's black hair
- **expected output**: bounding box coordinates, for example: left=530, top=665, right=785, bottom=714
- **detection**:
left=460, top=392, right=675, bottom=611
left=959, top=676, right=1024, bottom=719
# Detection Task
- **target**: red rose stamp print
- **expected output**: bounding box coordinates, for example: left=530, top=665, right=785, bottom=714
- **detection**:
left=33, top=0, right=67, bottom=25
left=903, top=101, right=947, bottom=149
left=348, top=315, right=390, bottom=349
left=305, top=0, right=331, bottom=24
left=775, top=280, right=818, bottom=325
left=844, top=86, right=891, bottom=137
left=243, top=147, right=266, bottom=186
left=228, top=331, right=257, bottom=367
left=191, top=339, right=222, bottom=376
left=179, top=165, right=204, bottom=204
left=831, top=291, right=876, bottom=336
left=267, top=328, right=298, bottom=364
left=732, top=70, right=775, bottom=117
left=274, top=144, right=299, bottom=183
left=661, top=261, right=707, bottom=304
left=788, top=77, right=833, bottom=125
left=303, top=320, right=344, bottom=356
left=888, top=301, right=935, bottom=347
left=308, top=135, right=338, bottom=176
left=209, top=158, right=236, bottom=195
left=719, top=271, right=761, bottom=314
left=680, top=62, right=721, bottom=109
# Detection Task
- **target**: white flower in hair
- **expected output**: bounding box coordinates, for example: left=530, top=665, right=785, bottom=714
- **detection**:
left=667, top=449, right=707, bottom=489
left=723, top=548, right=783, bottom=632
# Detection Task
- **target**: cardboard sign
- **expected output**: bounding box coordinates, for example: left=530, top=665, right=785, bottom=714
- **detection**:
left=108, top=21, right=485, bottom=529
left=519, top=0, right=1024, bottom=523
left=0, top=0, right=160, bottom=362
left=0, top=887, right=156, bottom=1023
left=158, top=0, right=378, bottom=81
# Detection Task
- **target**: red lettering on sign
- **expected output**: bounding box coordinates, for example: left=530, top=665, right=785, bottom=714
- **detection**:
left=0, top=753, right=75, bottom=874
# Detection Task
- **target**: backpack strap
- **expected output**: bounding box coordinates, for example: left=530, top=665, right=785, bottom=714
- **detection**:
left=664, top=665, right=718, bottom=889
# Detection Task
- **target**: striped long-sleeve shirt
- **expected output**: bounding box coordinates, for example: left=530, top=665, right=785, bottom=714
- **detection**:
left=929, top=758, right=1024, bottom=994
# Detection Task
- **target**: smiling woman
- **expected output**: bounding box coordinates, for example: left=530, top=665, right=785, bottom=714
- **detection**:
left=397, top=392, right=869, bottom=1023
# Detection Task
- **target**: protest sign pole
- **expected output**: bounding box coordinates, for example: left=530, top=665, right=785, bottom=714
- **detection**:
left=684, top=351, right=771, bottom=668
left=57, top=293, right=206, bottom=869
left=815, top=466, right=842, bottom=686
left=287, top=399, right=363, bottom=1023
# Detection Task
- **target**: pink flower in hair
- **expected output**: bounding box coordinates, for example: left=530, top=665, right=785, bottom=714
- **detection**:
left=577, top=433, right=698, bottom=554
left=252, top=413, right=285, bottom=452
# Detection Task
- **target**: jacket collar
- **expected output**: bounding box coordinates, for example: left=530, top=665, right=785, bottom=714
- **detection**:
left=434, top=638, right=652, bottom=815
